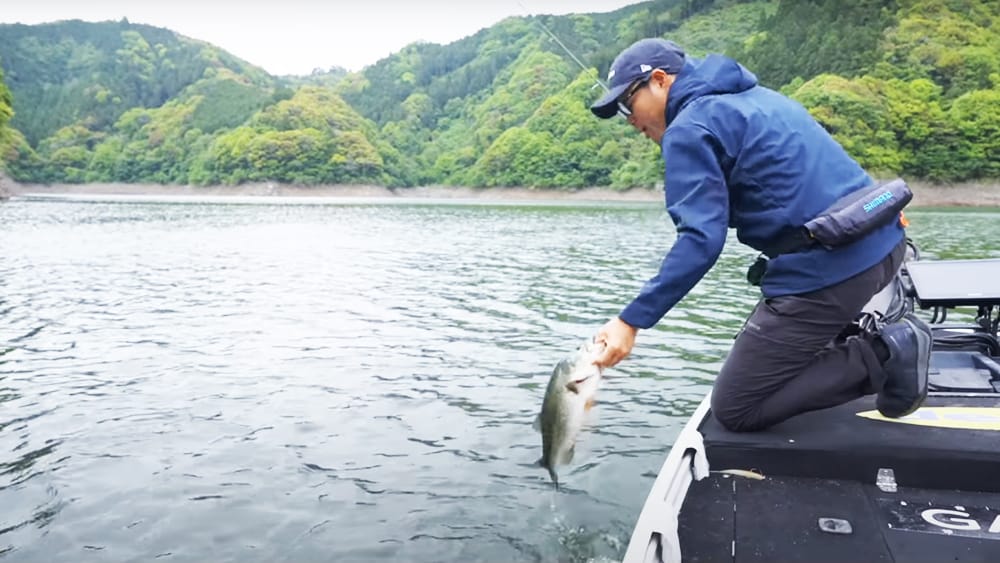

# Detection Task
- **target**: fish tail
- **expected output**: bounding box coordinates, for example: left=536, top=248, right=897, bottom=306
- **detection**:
left=538, top=456, right=560, bottom=491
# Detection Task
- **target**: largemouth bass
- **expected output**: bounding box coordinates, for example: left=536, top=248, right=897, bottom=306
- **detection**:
left=534, top=338, right=604, bottom=489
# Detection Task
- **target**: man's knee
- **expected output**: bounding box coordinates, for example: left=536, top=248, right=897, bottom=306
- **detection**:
left=711, top=392, right=766, bottom=432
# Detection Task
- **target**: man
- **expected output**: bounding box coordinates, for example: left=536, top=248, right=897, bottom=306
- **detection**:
left=588, top=38, right=931, bottom=432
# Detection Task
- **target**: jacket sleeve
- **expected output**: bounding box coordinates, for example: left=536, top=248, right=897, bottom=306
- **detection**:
left=619, top=123, right=730, bottom=329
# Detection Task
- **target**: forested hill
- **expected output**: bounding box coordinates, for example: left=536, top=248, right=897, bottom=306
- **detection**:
left=0, top=0, right=997, bottom=189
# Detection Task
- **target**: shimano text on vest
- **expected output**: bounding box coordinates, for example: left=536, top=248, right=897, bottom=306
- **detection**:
left=863, top=191, right=894, bottom=213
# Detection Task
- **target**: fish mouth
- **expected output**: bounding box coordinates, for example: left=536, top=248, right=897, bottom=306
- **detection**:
left=565, top=375, right=594, bottom=394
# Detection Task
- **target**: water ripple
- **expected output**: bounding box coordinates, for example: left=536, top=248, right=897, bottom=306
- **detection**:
left=1, top=200, right=996, bottom=561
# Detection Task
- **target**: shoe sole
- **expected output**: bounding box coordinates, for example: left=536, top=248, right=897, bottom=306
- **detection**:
left=894, top=317, right=931, bottom=418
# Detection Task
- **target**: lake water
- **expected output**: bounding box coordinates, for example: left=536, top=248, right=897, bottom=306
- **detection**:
left=2, top=196, right=998, bottom=562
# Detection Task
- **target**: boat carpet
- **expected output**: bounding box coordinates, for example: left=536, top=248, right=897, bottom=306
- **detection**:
left=698, top=394, right=1000, bottom=493
left=678, top=472, right=1000, bottom=562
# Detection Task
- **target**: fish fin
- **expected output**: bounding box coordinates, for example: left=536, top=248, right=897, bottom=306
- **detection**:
left=565, top=380, right=579, bottom=394
left=532, top=413, right=541, bottom=432
left=538, top=458, right=559, bottom=490
left=559, top=445, right=575, bottom=465
left=585, top=398, right=596, bottom=411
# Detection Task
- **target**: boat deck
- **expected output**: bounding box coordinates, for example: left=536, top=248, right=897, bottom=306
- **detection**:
left=680, top=471, right=1000, bottom=562
left=676, top=366, right=1000, bottom=561
left=699, top=393, right=1000, bottom=494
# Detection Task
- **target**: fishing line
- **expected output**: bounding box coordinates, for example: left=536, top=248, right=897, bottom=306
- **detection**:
left=516, top=1, right=612, bottom=95
left=517, top=1, right=607, bottom=92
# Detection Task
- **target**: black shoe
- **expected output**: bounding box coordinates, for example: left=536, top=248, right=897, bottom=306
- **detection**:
left=876, top=313, right=931, bottom=418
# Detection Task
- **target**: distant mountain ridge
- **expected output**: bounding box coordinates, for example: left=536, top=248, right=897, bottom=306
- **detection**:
left=0, top=18, right=275, bottom=145
left=0, top=0, right=997, bottom=187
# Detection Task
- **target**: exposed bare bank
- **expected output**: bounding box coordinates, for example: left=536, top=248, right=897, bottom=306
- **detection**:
left=4, top=176, right=999, bottom=207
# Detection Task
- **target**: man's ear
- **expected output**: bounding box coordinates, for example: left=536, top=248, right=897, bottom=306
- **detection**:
left=650, top=68, right=675, bottom=89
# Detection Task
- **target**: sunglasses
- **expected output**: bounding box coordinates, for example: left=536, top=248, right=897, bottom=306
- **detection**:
left=616, top=77, right=650, bottom=117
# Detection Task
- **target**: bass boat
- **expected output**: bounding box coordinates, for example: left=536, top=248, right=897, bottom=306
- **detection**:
left=623, top=246, right=1000, bottom=562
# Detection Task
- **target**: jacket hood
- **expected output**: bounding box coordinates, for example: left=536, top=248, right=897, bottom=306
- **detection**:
left=665, top=55, right=758, bottom=126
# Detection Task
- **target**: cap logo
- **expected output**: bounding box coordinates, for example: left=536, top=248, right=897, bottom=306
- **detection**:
left=607, top=68, right=616, bottom=81
left=640, top=64, right=652, bottom=72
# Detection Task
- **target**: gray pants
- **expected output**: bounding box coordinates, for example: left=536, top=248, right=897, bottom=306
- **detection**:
left=711, top=240, right=907, bottom=432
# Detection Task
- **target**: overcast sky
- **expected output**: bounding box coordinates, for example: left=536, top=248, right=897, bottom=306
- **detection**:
left=1, top=1, right=643, bottom=75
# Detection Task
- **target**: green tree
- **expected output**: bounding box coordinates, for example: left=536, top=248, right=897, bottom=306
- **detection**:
left=0, top=57, right=14, bottom=163
left=201, top=87, right=388, bottom=185
left=732, top=0, right=898, bottom=88
left=471, top=126, right=558, bottom=187
left=874, top=0, right=1000, bottom=98
left=942, top=87, right=1000, bottom=179
left=35, top=123, right=103, bottom=181
left=793, top=74, right=905, bottom=176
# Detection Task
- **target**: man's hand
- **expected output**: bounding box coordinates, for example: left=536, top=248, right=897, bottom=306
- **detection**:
left=594, top=317, right=638, bottom=368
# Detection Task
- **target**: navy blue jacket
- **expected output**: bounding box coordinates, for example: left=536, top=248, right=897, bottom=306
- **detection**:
left=619, top=55, right=904, bottom=329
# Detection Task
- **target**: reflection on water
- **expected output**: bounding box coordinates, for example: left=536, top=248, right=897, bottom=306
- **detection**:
left=0, top=199, right=997, bottom=561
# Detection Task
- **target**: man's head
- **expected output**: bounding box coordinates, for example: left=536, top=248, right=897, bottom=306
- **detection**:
left=590, top=38, right=685, bottom=143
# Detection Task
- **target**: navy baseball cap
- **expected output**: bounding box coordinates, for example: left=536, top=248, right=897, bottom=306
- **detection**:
left=590, top=38, right=686, bottom=119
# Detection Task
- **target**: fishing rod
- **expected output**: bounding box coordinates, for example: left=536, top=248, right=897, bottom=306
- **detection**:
left=516, top=1, right=611, bottom=94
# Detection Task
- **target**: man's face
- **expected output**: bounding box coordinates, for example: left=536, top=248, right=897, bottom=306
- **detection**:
left=621, top=69, right=673, bottom=144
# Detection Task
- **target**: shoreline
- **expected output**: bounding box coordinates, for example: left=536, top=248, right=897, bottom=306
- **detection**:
left=4, top=180, right=663, bottom=203
left=3, top=178, right=999, bottom=207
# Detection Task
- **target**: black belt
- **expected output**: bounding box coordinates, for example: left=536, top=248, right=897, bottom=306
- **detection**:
left=762, top=227, right=816, bottom=259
